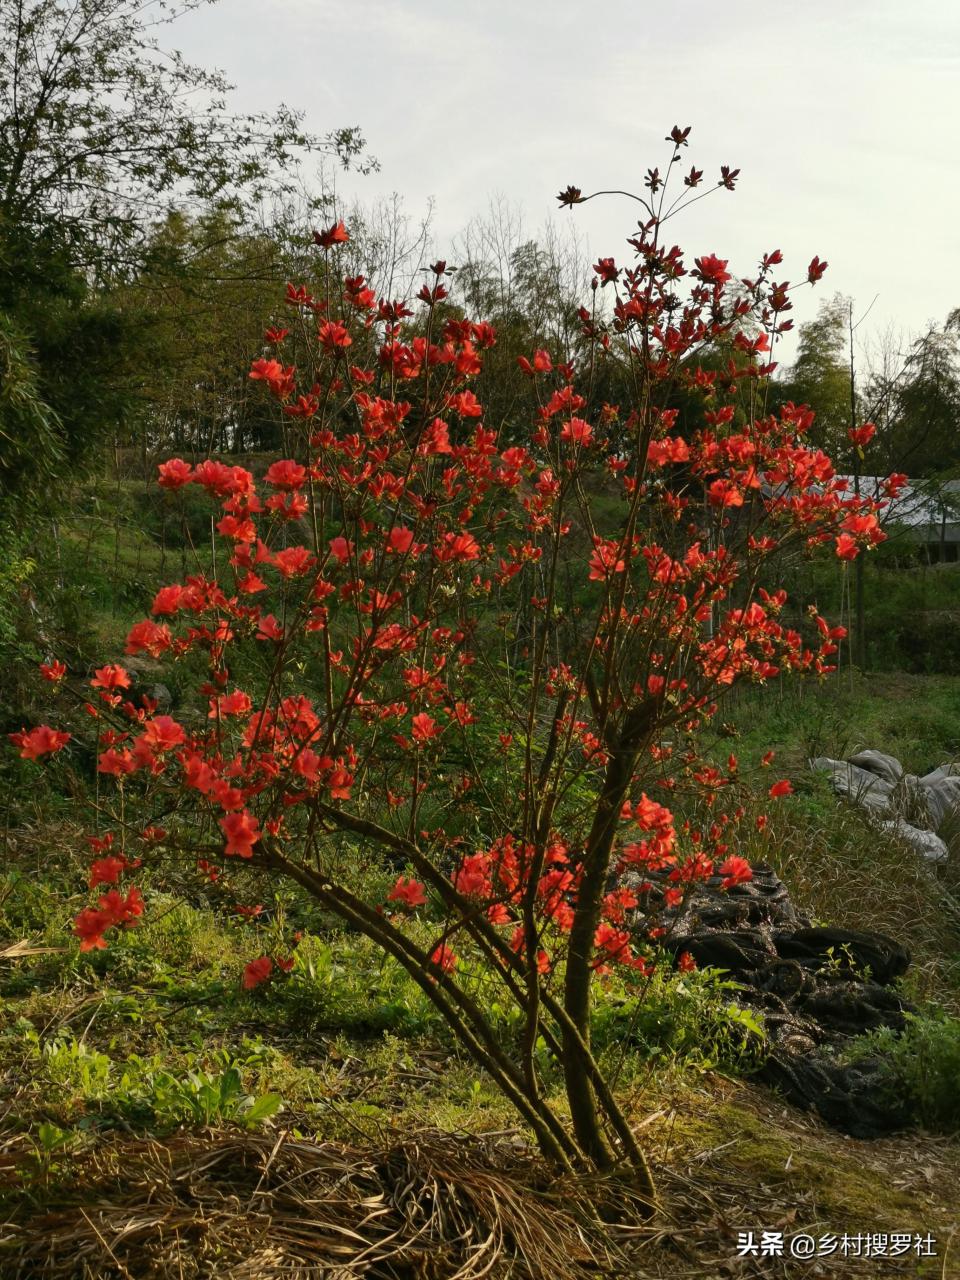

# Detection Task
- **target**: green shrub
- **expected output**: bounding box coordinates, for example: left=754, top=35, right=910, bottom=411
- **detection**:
left=853, top=1011, right=960, bottom=1132
left=17, top=1024, right=283, bottom=1132
left=592, top=966, right=766, bottom=1074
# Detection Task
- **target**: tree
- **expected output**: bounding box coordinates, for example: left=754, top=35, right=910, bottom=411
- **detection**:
left=0, top=0, right=373, bottom=485
left=13, top=131, right=886, bottom=1203
left=0, top=0, right=372, bottom=276
left=781, top=293, right=854, bottom=455
left=452, top=202, right=592, bottom=437
left=123, top=209, right=298, bottom=460
left=0, top=310, right=63, bottom=514
left=886, top=317, right=960, bottom=477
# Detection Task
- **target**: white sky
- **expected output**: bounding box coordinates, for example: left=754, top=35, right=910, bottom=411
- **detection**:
left=174, top=0, right=959, bottom=367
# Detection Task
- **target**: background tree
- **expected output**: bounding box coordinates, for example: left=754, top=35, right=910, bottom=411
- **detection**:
left=0, top=0, right=372, bottom=484
left=885, top=315, right=960, bottom=477
left=0, top=0, right=372, bottom=274
left=781, top=293, right=855, bottom=456
left=125, top=210, right=299, bottom=462
left=453, top=203, right=592, bottom=437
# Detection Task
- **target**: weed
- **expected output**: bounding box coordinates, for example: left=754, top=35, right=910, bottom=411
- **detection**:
left=593, top=966, right=766, bottom=1074
left=851, top=1010, right=960, bottom=1133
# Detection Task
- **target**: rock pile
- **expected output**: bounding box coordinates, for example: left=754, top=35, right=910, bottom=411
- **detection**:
left=810, top=749, right=958, bottom=862
left=629, top=864, right=915, bottom=1137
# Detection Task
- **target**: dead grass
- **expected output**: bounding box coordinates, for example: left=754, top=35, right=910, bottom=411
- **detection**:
left=762, top=789, right=960, bottom=1011
left=0, top=1128, right=651, bottom=1279
left=645, top=1075, right=959, bottom=1278
left=2, top=1079, right=957, bottom=1279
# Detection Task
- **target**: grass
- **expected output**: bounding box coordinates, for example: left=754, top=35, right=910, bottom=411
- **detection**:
left=2, top=808, right=960, bottom=1277
left=714, top=669, right=960, bottom=776
left=649, top=1077, right=959, bottom=1276
left=698, top=670, right=960, bottom=1009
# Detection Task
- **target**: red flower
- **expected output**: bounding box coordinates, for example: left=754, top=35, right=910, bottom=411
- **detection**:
left=517, top=349, right=552, bottom=377
left=454, top=852, right=493, bottom=899
left=99, top=885, right=144, bottom=925
left=430, top=944, right=458, bottom=974
left=238, top=572, right=267, bottom=595
left=209, top=689, right=253, bottom=718
left=386, top=526, right=416, bottom=555
left=593, top=922, right=633, bottom=968
left=292, top=747, right=322, bottom=784
left=388, top=876, right=427, bottom=909
left=141, top=716, right=187, bottom=753
left=243, top=955, right=273, bottom=989
left=717, top=855, right=752, bottom=889
left=807, top=256, right=828, bottom=283
left=328, top=536, right=354, bottom=566
left=274, top=546, right=316, bottom=578
left=220, top=809, right=261, bottom=858
left=593, top=258, right=619, bottom=285
left=707, top=479, right=744, bottom=508
left=9, top=725, right=71, bottom=760
left=89, top=856, right=125, bottom=889
left=835, top=533, right=859, bottom=561
left=211, top=780, right=244, bottom=811
left=151, top=585, right=183, bottom=615
left=192, top=459, right=244, bottom=496
left=694, top=254, right=732, bottom=285
left=411, top=712, right=441, bottom=744
left=556, top=185, right=585, bottom=207
left=157, top=458, right=193, bottom=489
left=847, top=423, right=876, bottom=448
left=97, top=748, right=136, bottom=776
left=677, top=951, right=697, bottom=973
left=90, top=664, right=131, bottom=691
left=446, top=701, right=476, bottom=727
left=125, top=620, right=172, bottom=658
left=39, top=660, right=67, bottom=682
left=74, top=886, right=144, bottom=951
left=447, top=390, right=484, bottom=418
left=326, top=764, right=353, bottom=800
left=74, top=907, right=112, bottom=951
left=435, top=532, right=480, bottom=563
left=249, top=357, right=284, bottom=384
left=418, top=418, right=452, bottom=456
left=265, top=459, right=307, bottom=489
left=318, top=320, right=352, bottom=351
left=560, top=417, right=593, bottom=447
left=768, top=779, right=793, bottom=798
left=256, top=614, right=284, bottom=642
left=588, top=540, right=626, bottom=581
left=314, top=220, right=350, bottom=248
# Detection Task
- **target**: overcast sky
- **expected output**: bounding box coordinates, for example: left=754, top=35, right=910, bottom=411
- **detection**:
left=174, top=0, right=958, bottom=367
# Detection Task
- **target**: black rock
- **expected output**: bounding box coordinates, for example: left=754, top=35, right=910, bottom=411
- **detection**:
left=621, top=861, right=917, bottom=1137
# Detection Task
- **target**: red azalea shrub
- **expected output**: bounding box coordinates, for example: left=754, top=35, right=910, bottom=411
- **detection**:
left=12, top=128, right=893, bottom=1194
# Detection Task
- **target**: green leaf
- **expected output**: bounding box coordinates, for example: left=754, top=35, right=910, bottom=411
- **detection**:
left=243, top=1093, right=283, bottom=1126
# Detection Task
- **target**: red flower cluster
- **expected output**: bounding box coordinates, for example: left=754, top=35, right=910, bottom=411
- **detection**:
left=74, top=886, right=144, bottom=951
left=8, top=725, right=70, bottom=760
